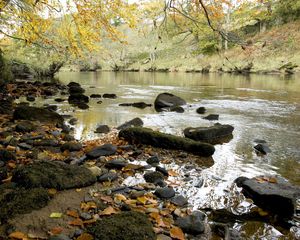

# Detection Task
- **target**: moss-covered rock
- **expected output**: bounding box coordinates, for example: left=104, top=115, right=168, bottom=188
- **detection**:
left=13, top=106, right=64, bottom=125
left=12, top=161, right=97, bottom=190
left=86, top=211, right=155, bottom=240
left=0, top=187, right=50, bottom=222
left=119, top=127, right=215, bottom=157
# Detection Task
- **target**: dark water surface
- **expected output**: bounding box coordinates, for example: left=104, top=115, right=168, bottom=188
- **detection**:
left=54, top=71, right=300, bottom=239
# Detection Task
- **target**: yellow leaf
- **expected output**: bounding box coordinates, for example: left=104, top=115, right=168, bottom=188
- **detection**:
left=170, top=226, right=185, bottom=240
left=114, top=194, right=127, bottom=202
left=76, top=233, right=94, bottom=240
left=50, top=212, right=63, bottom=218
left=100, top=206, right=118, bottom=216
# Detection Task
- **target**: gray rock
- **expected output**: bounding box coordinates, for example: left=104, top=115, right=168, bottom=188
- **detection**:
left=235, top=176, right=300, bottom=218
left=175, top=211, right=206, bottom=235
left=15, top=121, right=36, bottom=132
left=171, top=195, right=188, bottom=206
left=60, top=142, right=82, bottom=152
left=156, top=166, right=169, bottom=176
left=154, top=187, right=175, bottom=199
left=90, top=94, right=102, bottom=98
left=117, top=117, right=143, bottom=130
left=254, top=143, right=271, bottom=154
left=12, top=161, right=97, bottom=190
left=105, top=159, right=127, bottom=169
left=154, top=93, right=186, bottom=111
left=146, top=156, right=160, bottom=166
left=184, top=123, right=234, bottom=144
left=203, top=114, right=219, bottom=120
left=18, top=142, right=33, bottom=150
left=196, top=107, right=206, bottom=114
left=103, top=93, right=117, bottom=99
left=86, top=144, right=117, bottom=159
left=97, top=172, right=118, bottom=182
left=170, top=106, right=184, bottom=113
left=144, top=171, right=164, bottom=184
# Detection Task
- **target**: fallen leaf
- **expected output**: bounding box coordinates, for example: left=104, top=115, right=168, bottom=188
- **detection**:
left=48, top=188, right=57, bottom=195
left=170, top=226, right=185, bottom=240
left=137, top=196, right=148, bottom=205
left=268, top=177, right=277, bottom=183
left=168, top=170, right=179, bottom=177
left=67, top=210, right=79, bottom=218
left=50, top=212, right=63, bottom=218
left=8, top=231, right=27, bottom=239
left=49, top=227, right=63, bottom=235
left=114, top=194, right=127, bottom=202
left=100, top=206, right=118, bottom=216
left=100, top=195, right=114, bottom=203
left=69, top=218, right=84, bottom=227
left=76, top=233, right=94, bottom=240
left=81, top=202, right=97, bottom=211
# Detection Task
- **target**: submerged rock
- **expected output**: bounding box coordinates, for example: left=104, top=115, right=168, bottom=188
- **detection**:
left=86, top=144, right=117, bottom=159
left=12, top=161, right=97, bottom=190
left=184, top=124, right=234, bottom=144
left=203, top=114, right=219, bottom=121
left=103, top=93, right=117, bottom=99
left=196, top=107, right=206, bottom=114
left=235, top=176, right=300, bottom=218
left=117, top=118, right=143, bottom=130
left=86, top=211, right=155, bottom=240
left=68, top=94, right=89, bottom=104
left=175, top=211, right=206, bottom=235
left=119, top=102, right=152, bottom=109
left=95, top=125, right=110, bottom=134
left=119, top=127, right=215, bottom=157
left=90, top=94, right=102, bottom=98
left=254, top=143, right=271, bottom=155
left=13, top=106, right=64, bottom=125
left=154, top=93, right=186, bottom=111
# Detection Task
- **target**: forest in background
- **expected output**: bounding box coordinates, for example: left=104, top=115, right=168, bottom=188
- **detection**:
left=1, top=0, right=300, bottom=81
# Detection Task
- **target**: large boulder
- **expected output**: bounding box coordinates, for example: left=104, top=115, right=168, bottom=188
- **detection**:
left=13, top=106, right=64, bottom=125
left=235, top=176, right=300, bottom=218
left=154, top=93, right=186, bottom=111
left=184, top=123, right=234, bottom=144
left=12, top=161, right=97, bottom=190
left=119, top=127, right=215, bottom=157
left=86, top=211, right=155, bottom=240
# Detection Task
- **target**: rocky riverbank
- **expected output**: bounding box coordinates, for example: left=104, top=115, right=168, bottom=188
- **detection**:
left=0, top=80, right=299, bottom=240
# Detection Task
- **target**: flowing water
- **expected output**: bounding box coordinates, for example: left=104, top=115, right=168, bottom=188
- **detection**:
left=54, top=71, right=300, bottom=239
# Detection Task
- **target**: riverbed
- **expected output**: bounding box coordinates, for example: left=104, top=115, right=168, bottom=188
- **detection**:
left=53, top=71, right=300, bottom=238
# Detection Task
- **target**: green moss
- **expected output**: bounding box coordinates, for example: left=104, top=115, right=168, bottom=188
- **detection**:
left=0, top=53, right=13, bottom=83
left=87, top=211, right=155, bottom=240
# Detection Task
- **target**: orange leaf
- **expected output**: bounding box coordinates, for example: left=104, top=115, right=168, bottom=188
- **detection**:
left=49, top=227, right=63, bottom=235
left=170, top=226, right=185, bottom=240
left=67, top=210, right=79, bottom=218
left=100, top=195, right=114, bottom=203
left=69, top=218, right=84, bottom=227
left=8, top=231, right=26, bottom=239
left=100, top=206, right=118, bottom=216
left=168, top=170, right=179, bottom=176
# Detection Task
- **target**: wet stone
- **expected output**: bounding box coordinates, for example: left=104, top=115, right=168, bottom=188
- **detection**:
left=97, top=172, right=118, bottom=182
left=26, top=95, right=35, bottom=102
left=196, top=107, right=206, bottom=114
left=80, top=212, right=92, bottom=220
left=18, top=142, right=33, bottom=150
left=171, top=195, right=188, bottom=207
left=105, top=159, right=128, bottom=169
left=203, top=114, right=219, bottom=121
left=175, top=211, right=206, bottom=235
left=60, top=142, right=82, bottom=152
left=156, top=166, right=169, bottom=176
left=154, top=187, right=175, bottom=199
left=146, top=156, right=160, bottom=166
left=0, top=149, right=16, bottom=162
left=69, top=118, right=77, bottom=125
left=144, top=171, right=164, bottom=184
left=102, top=93, right=117, bottom=99
left=86, top=144, right=117, bottom=159
left=15, top=121, right=36, bottom=133
left=254, top=143, right=271, bottom=154
left=95, top=125, right=110, bottom=134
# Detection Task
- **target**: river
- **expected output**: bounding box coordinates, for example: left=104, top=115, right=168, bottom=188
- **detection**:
left=54, top=71, right=300, bottom=239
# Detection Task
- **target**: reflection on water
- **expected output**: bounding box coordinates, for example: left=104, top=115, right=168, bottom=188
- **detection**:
left=54, top=71, right=300, bottom=238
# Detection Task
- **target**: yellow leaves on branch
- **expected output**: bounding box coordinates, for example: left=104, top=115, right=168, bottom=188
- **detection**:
left=1, top=0, right=137, bottom=56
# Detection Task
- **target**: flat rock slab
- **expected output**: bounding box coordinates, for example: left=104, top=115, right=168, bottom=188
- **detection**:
left=86, top=211, right=155, bottom=240
left=86, top=144, right=117, bottom=159
left=13, top=106, right=64, bottom=125
left=12, top=161, right=97, bottom=190
left=184, top=124, right=234, bottom=144
left=119, top=127, right=215, bottom=157
left=235, top=176, right=300, bottom=218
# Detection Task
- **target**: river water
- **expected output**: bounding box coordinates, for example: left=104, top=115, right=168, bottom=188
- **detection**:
left=55, top=71, right=300, bottom=239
